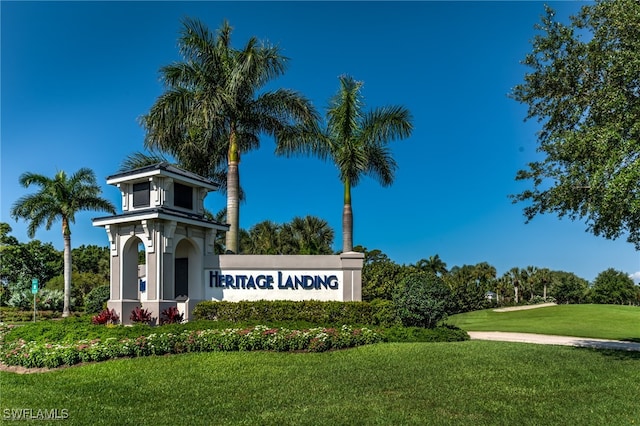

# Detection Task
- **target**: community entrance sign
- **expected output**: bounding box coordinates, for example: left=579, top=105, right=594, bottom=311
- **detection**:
left=93, top=163, right=363, bottom=324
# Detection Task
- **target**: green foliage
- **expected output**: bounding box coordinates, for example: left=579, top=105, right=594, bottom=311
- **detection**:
left=241, top=215, right=334, bottom=255
left=45, top=271, right=107, bottom=307
left=9, top=168, right=115, bottom=317
left=192, top=300, right=397, bottom=327
left=5, top=289, right=72, bottom=312
left=84, top=285, right=110, bottom=314
left=393, top=271, right=451, bottom=328
left=550, top=271, right=590, bottom=304
left=0, top=307, right=70, bottom=322
left=0, top=223, right=63, bottom=299
left=71, top=244, right=109, bottom=278
left=444, top=264, right=493, bottom=314
left=275, top=76, right=413, bottom=252
left=138, top=17, right=317, bottom=254
left=0, top=323, right=383, bottom=368
left=510, top=0, right=640, bottom=247
left=591, top=268, right=639, bottom=305
left=360, top=252, right=407, bottom=301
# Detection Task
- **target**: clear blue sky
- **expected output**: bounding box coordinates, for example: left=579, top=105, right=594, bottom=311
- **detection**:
left=2, top=1, right=638, bottom=283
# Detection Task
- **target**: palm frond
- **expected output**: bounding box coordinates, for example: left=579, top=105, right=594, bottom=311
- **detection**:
left=119, top=151, right=171, bottom=172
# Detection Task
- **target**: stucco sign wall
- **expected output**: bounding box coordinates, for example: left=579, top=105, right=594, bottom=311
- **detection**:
left=205, top=253, right=363, bottom=302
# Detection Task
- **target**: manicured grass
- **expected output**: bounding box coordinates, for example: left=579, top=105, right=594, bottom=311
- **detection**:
left=2, top=341, right=639, bottom=425
left=447, top=304, right=640, bottom=341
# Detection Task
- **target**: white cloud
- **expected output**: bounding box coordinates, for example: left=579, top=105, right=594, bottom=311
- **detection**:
left=629, top=271, right=640, bottom=284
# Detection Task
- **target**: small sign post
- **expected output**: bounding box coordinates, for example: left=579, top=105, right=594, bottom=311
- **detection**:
left=31, top=278, right=38, bottom=322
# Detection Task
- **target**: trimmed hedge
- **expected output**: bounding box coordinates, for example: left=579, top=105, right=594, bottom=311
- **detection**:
left=0, top=307, right=82, bottom=323
left=193, top=300, right=398, bottom=327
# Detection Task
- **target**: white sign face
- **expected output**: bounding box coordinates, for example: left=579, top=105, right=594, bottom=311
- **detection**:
left=204, top=269, right=344, bottom=302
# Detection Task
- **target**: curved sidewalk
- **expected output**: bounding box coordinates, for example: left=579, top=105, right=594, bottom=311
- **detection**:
left=468, top=331, right=640, bottom=352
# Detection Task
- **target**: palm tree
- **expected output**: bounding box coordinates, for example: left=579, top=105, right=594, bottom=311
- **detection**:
left=473, top=262, right=497, bottom=292
left=506, top=267, right=523, bottom=304
left=245, top=220, right=280, bottom=254
left=140, top=18, right=317, bottom=253
left=286, top=216, right=334, bottom=255
left=277, top=75, right=413, bottom=252
left=10, top=169, right=115, bottom=317
left=416, top=254, right=448, bottom=276
left=524, top=265, right=538, bottom=301
left=536, top=267, right=552, bottom=300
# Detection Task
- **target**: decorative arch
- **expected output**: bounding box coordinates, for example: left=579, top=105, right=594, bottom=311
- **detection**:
left=174, top=237, right=203, bottom=300
left=121, top=235, right=144, bottom=301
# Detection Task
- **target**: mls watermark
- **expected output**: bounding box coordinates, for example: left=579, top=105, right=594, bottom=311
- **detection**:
left=3, top=408, right=69, bottom=421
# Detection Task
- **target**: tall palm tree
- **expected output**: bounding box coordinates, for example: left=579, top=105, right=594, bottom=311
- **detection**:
left=536, top=267, right=552, bottom=300
left=506, top=267, right=523, bottom=304
left=10, top=169, right=115, bottom=317
left=140, top=18, right=317, bottom=253
left=277, top=75, right=413, bottom=252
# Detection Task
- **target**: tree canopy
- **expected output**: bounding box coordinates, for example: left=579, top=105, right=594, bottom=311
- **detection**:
left=510, top=0, right=640, bottom=248
left=277, top=75, right=412, bottom=252
left=10, top=168, right=115, bottom=316
left=140, top=18, right=316, bottom=254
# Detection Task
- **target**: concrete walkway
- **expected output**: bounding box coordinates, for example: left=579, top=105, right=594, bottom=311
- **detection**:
left=468, top=331, right=640, bottom=352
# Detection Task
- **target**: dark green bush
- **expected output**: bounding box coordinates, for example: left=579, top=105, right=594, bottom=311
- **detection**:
left=84, top=285, right=110, bottom=314
left=393, top=271, right=451, bottom=328
left=382, top=324, right=469, bottom=342
left=2, top=316, right=150, bottom=344
left=192, top=300, right=397, bottom=326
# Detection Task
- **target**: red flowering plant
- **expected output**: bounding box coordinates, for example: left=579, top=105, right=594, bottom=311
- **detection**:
left=91, top=308, right=119, bottom=325
left=160, top=306, right=183, bottom=325
left=130, top=306, right=153, bottom=324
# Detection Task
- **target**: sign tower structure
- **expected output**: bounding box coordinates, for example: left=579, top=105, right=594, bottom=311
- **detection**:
left=93, top=163, right=228, bottom=324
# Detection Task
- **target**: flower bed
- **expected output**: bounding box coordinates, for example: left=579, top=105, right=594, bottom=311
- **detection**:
left=0, top=323, right=383, bottom=369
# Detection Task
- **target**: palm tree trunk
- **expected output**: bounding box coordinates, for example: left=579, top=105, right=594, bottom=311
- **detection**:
left=226, top=130, right=240, bottom=254
left=62, top=218, right=72, bottom=317
left=342, top=179, right=353, bottom=252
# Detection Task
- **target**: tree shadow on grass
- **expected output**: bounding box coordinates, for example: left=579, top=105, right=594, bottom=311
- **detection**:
left=572, top=345, right=640, bottom=361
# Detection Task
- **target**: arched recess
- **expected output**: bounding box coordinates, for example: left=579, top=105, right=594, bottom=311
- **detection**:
left=174, top=238, right=202, bottom=300
left=122, top=236, right=145, bottom=301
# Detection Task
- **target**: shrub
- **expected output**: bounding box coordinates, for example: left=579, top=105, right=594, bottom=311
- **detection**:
left=92, top=308, right=119, bottom=325
left=160, top=306, right=183, bottom=325
left=130, top=306, right=153, bottom=324
left=392, top=271, right=451, bottom=328
left=0, top=307, right=68, bottom=322
left=0, top=324, right=385, bottom=369
left=6, top=289, right=70, bottom=311
left=37, top=289, right=65, bottom=311
left=382, top=324, right=469, bottom=342
left=192, top=300, right=397, bottom=326
left=6, top=291, right=31, bottom=310
left=85, top=285, right=110, bottom=314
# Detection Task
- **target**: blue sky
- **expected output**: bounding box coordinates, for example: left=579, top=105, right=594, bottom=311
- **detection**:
left=2, top=1, right=638, bottom=283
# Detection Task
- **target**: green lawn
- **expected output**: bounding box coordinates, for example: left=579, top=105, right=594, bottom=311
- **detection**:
left=2, top=341, right=639, bottom=425
left=447, top=304, right=640, bottom=341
